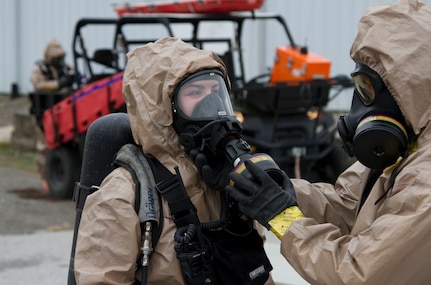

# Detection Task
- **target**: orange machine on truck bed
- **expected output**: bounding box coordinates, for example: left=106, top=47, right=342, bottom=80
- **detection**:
left=270, top=46, right=331, bottom=84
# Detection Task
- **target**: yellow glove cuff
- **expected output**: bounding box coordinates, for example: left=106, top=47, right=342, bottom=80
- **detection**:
left=268, top=206, right=304, bottom=240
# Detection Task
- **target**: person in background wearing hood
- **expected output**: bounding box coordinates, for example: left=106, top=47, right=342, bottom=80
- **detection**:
left=74, top=37, right=275, bottom=285
left=30, top=38, right=74, bottom=189
left=226, top=0, right=431, bottom=284
left=30, top=38, right=74, bottom=92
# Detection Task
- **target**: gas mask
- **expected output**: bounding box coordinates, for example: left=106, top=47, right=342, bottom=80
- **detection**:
left=53, top=55, right=66, bottom=69
left=172, top=69, right=239, bottom=155
left=337, top=63, right=411, bottom=170
left=172, top=69, right=284, bottom=185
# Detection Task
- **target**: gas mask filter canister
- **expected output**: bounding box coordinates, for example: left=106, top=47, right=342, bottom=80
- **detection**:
left=337, top=64, right=410, bottom=170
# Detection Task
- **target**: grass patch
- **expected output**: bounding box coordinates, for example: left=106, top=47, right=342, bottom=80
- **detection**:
left=0, top=143, right=38, bottom=172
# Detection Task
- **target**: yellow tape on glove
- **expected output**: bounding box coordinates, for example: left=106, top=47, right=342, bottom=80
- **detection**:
left=268, top=206, right=304, bottom=240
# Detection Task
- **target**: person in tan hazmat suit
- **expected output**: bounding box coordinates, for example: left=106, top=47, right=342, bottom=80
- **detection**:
left=30, top=38, right=74, bottom=188
left=74, top=37, right=276, bottom=284
left=226, top=0, right=431, bottom=284
left=30, top=38, right=74, bottom=92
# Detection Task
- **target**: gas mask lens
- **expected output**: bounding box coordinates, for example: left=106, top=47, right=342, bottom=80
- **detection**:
left=351, top=64, right=383, bottom=106
left=175, top=70, right=233, bottom=120
left=352, top=74, right=375, bottom=106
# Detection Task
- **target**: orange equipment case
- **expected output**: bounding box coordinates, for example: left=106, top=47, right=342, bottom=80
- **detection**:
left=270, top=46, right=331, bottom=85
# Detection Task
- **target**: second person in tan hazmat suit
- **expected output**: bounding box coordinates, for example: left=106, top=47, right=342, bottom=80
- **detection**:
left=30, top=38, right=74, bottom=189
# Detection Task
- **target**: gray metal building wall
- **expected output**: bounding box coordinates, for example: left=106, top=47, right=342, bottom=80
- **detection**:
left=1, top=0, right=118, bottom=96
left=1, top=0, right=430, bottom=111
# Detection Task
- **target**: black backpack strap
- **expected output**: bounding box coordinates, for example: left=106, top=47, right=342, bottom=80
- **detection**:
left=144, top=156, right=200, bottom=228
left=73, top=183, right=98, bottom=211
left=36, top=60, right=54, bottom=79
left=144, top=156, right=218, bottom=285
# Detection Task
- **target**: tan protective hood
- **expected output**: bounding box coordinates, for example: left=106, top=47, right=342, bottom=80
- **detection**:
left=350, top=0, right=431, bottom=135
left=122, top=37, right=229, bottom=188
left=44, top=38, right=66, bottom=65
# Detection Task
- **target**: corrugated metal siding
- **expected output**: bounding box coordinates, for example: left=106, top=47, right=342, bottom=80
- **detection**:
left=1, top=0, right=19, bottom=96
left=1, top=0, right=430, bottom=110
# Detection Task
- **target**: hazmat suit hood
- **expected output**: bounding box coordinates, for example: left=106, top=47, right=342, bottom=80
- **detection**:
left=44, top=38, right=66, bottom=65
left=122, top=37, right=229, bottom=188
left=350, top=0, right=431, bottom=136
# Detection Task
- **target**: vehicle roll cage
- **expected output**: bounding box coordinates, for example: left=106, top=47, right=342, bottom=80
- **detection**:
left=71, top=12, right=296, bottom=90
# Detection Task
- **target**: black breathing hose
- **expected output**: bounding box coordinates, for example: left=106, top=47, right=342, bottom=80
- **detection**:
left=141, top=266, right=147, bottom=285
left=174, top=224, right=197, bottom=244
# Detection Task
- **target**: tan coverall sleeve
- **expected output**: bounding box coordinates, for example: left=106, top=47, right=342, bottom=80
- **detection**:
left=74, top=168, right=140, bottom=285
left=290, top=163, right=365, bottom=235
left=281, top=164, right=431, bottom=284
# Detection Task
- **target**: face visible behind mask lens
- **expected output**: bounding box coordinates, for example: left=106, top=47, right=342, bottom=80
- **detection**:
left=337, top=65, right=410, bottom=170
left=173, top=70, right=234, bottom=128
left=172, top=70, right=241, bottom=154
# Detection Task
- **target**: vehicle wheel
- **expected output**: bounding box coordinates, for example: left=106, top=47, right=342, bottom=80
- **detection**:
left=316, top=145, right=356, bottom=184
left=45, top=144, right=81, bottom=199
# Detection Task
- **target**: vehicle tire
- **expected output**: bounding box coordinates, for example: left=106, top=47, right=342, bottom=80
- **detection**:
left=45, top=144, right=81, bottom=199
left=316, top=145, right=356, bottom=184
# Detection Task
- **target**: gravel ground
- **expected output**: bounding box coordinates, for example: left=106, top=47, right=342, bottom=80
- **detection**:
left=0, top=94, right=75, bottom=235
left=0, top=166, right=75, bottom=235
left=0, top=94, right=77, bottom=284
left=0, top=95, right=30, bottom=127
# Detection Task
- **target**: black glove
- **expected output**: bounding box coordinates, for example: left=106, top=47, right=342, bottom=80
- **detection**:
left=225, top=159, right=297, bottom=228
left=58, top=73, right=74, bottom=88
left=189, top=148, right=233, bottom=191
